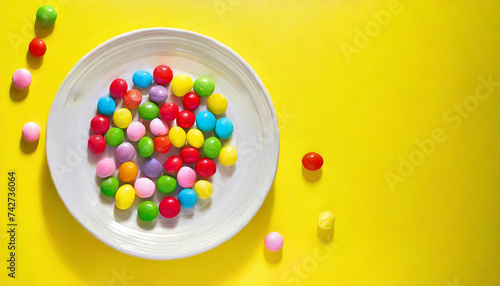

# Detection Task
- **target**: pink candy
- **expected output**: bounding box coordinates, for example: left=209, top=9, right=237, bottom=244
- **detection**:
left=177, top=166, right=196, bottom=188
left=96, top=158, right=116, bottom=178
left=12, top=69, right=32, bottom=89
left=149, top=118, right=169, bottom=136
left=264, top=232, right=284, bottom=252
left=126, top=122, right=146, bottom=141
left=22, top=122, right=41, bottom=142
left=134, top=178, right=155, bottom=198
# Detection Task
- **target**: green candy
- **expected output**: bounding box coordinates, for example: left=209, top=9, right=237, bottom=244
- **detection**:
left=100, top=177, right=119, bottom=197
left=36, top=5, right=57, bottom=26
left=137, top=201, right=159, bottom=221
left=138, top=137, right=154, bottom=158
left=106, top=127, right=124, bottom=147
left=138, top=102, right=159, bottom=120
left=203, top=137, right=222, bottom=159
left=193, top=76, right=215, bottom=97
left=156, top=175, right=177, bottom=194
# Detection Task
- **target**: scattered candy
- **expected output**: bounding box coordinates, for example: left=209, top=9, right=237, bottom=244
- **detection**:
left=194, top=180, right=213, bottom=199
left=96, top=158, right=116, bottom=178
left=195, top=158, right=216, bottom=178
left=207, top=93, right=228, bottom=115
left=100, top=177, right=119, bottom=196
left=126, top=122, right=146, bottom=142
left=97, top=96, right=116, bottom=115
left=149, top=85, right=168, bottom=102
left=177, top=110, right=195, bottom=128
left=186, top=128, right=204, bottom=148
left=36, top=5, right=57, bottom=26
left=90, top=115, right=111, bottom=134
left=159, top=197, right=181, bottom=218
left=318, top=211, right=336, bottom=230
left=119, top=162, right=138, bottom=182
left=109, top=78, right=128, bottom=99
left=169, top=126, right=186, bottom=148
left=153, top=136, right=171, bottom=153
left=12, top=69, right=32, bottom=89
left=138, top=102, right=160, bottom=120
left=159, top=102, right=179, bottom=121
left=106, top=127, right=124, bottom=147
left=302, top=152, right=323, bottom=171
left=219, top=146, right=238, bottom=166
left=29, top=37, right=46, bottom=57
left=123, top=89, right=142, bottom=109
left=195, top=111, right=216, bottom=132
left=112, top=108, right=132, bottom=129
left=153, top=65, right=173, bottom=85
left=183, top=92, right=200, bottom=111
left=134, top=178, right=155, bottom=198
left=265, top=232, right=284, bottom=252
left=177, top=166, right=196, bottom=188
left=88, top=134, right=106, bottom=154
left=193, top=76, right=215, bottom=97
left=178, top=189, right=197, bottom=208
left=171, top=74, right=193, bottom=97
left=203, top=137, right=222, bottom=159
left=149, top=118, right=169, bottom=136
left=137, top=137, right=154, bottom=158
left=137, top=201, right=159, bottom=221
left=180, top=147, right=199, bottom=164
left=142, top=158, right=163, bottom=178
left=215, top=118, right=233, bottom=139
left=133, top=70, right=153, bottom=88
left=156, top=175, right=177, bottom=194
left=164, top=155, right=183, bottom=173
left=115, top=184, right=135, bottom=210
left=114, top=142, right=136, bottom=163
left=22, top=122, right=41, bottom=142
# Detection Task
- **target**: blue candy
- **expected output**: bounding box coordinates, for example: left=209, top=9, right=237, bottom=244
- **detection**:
left=178, top=189, right=197, bottom=208
left=215, top=117, right=233, bottom=139
left=195, top=111, right=216, bottom=132
left=97, top=96, right=116, bottom=115
left=133, top=70, right=153, bottom=88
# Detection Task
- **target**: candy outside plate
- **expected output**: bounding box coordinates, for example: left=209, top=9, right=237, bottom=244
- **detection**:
left=46, top=28, right=279, bottom=260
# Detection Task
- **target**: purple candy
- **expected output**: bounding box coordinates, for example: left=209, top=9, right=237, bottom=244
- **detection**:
left=141, top=158, right=163, bottom=178
left=115, top=142, right=136, bottom=163
left=149, top=85, right=168, bottom=102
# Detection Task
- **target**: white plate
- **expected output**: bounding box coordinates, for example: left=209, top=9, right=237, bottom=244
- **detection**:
left=46, top=28, right=279, bottom=260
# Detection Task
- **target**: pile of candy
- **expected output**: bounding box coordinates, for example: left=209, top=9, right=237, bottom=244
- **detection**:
left=88, top=65, right=238, bottom=222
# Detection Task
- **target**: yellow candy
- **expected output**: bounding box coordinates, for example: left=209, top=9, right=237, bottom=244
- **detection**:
left=171, top=74, right=193, bottom=97
left=169, top=126, right=186, bottom=148
left=207, top=93, right=228, bottom=115
left=194, top=180, right=213, bottom=199
left=119, top=162, right=138, bottom=182
left=186, top=128, right=204, bottom=148
left=318, top=211, right=336, bottom=230
left=219, top=146, right=238, bottom=166
left=115, top=184, right=135, bottom=210
left=112, top=108, right=132, bottom=129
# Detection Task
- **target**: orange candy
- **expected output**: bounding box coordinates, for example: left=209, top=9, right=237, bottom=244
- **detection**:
left=119, top=162, right=138, bottom=182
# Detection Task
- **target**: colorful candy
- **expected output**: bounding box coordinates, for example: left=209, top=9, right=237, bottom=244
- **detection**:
left=137, top=201, right=159, bottom=221
left=138, top=102, right=159, bottom=120
left=88, top=134, right=106, bottom=154
left=177, top=166, right=196, bottom=188
left=97, top=96, right=116, bottom=115
left=207, top=93, right=227, bottom=115
left=219, top=146, right=238, bottom=166
left=193, top=76, right=215, bottom=97
left=180, top=147, right=199, bottom=164
left=153, top=136, right=171, bottom=153
left=100, top=177, right=119, bottom=196
left=149, top=118, right=169, bottom=136
left=215, top=118, right=233, bottom=139
left=29, top=37, right=46, bottom=57
left=153, top=65, right=173, bottom=85
left=318, top=211, right=336, bottom=230
left=115, top=142, right=135, bottom=163
left=118, top=162, right=138, bottom=182
left=168, top=126, right=186, bottom=148
left=96, top=158, right=116, bottom=178
left=112, top=108, right=132, bottom=129
left=194, top=180, right=213, bottom=199
left=159, top=102, right=179, bottom=121
left=137, top=137, right=154, bottom=158
left=142, top=158, right=163, bottom=178
left=183, top=92, right=200, bottom=111
left=109, top=78, right=128, bottom=99
left=126, top=122, right=146, bottom=141
left=133, top=70, right=153, bottom=88
left=148, top=85, right=168, bottom=102
left=159, top=197, right=181, bottom=218
left=22, top=122, right=41, bottom=142
left=36, top=5, right=57, bottom=26
left=115, top=184, right=135, bottom=210
left=105, top=127, right=124, bottom=147
left=302, top=152, right=323, bottom=171
left=195, top=158, right=216, bottom=178
left=123, top=89, right=142, bottom=109
left=176, top=110, right=195, bottom=128
left=178, top=189, right=197, bottom=208
left=195, top=111, right=216, bottom=132
left=90, top=115, right=111, bottom=134
left=12, top=69, right=32, bottom=89
left=186, top=129, right=204, bottom=148
left=171, top=74, right=193, bottom=97
left=203, top=137, right=222, bottom=159
left=156, top=175, right=177, bottom=194
left=164, top=155, right=183, bottom=174
left=265, top=232, right=284, bottom=252
left=134, top=178, right=155, bottom=198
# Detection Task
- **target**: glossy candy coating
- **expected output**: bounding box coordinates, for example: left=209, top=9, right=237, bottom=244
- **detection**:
left=159, top=102, right=179, bottom=121
left=134, top=178, right=155, bottom=198
left=195, top=158, right=216, bottom=178
left=12, top=69, right=32, bottom=89
left=159, top=197, right=181, bottom=218
left=195, top=111, right=216, bottom=132
left=137, top=201, right=159, bottom=221
left=168, top=126, right=186, bottom=148
left=138, top=102, right=159, bottom=120
left=119, top=162, right=138, bottom=182
left=149, top=85, right=168, bottom=102
left=164, top=155, right=183, bottom=173
left=176, top=110, right=195, bottom=128
left=115, top=142, right=135, bottom=163
left=113, top=108, right=132, bottom=129
left=186, top=129, right=204, bottom=148
left=180, top=147, right=199, bottom=164
left=29, top=37, right=46, bottom=57
left=203, top=137, right=222, bottom=159
left=106, top=127, right=124, bottom=147
left=149, top=118, right=169, bottom=136
left=194, top=180, right=213, bottom=199
left=207, top=93, right=227, bottom=115
left=96, top=158, right=116, bottom=178
left=177, top=166, right=196, bottom=188
left=88, top=134, right=106, bottom=154
left=153, top=136, right=171, bottom=153
left=133, top=70, right=153, bottom=88
left=183, top=92, right=200, bottom=111
left=318, top=211, right=336, bottom=230
left=178, top=189, right=197, bottom=208
left=215, top=118, right=233, bottom=139
left=156, top=175, right=177, bottom=194
left=126, top=122, right=146, bottom=141
left=137, top=137, right=154, bottom=158
left=171, top=74, right=193, bottom=97
left=142, top=158, right=163, bottom=178
left=193, top=76, right=215, bottom=97
left=219, top=146, right=238, bottom=166
left=265, top=232, right=284, bottom=252
left=109, top=78, right=128, bottom=99
left=123, top=89, right=142, bottom=109
left=90, top=115, right=111, bottom=134
left=97, top=96, right=116, bottom=115
left=115, top=184, right=135, bottom=210
left=302, top=152, right=323, bottom=171
left=100, top=177, right=119, bottom=197
left=153, top=65, right=173, bottom=85
left=36, top=5, right=57, bottom=26
left=22, top=122, right=41, bottom=142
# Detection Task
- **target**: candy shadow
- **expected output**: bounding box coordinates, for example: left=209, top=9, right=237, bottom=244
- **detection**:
left=34, top=22, right=55, bottom=38
left=302, top=167, right=322, bottom=182
left=20, top=137, right=39, bottom=154
left=263, top=247, right=282, bottom=264
left=10, top=83, right=29, bottom=102
left=26, top=50, right=43, bottom=69
left=317, top=225, right=335, bottom=244
left=113, top=206, right=133, bottom=222
left=137, top=216, right=157, bottom=230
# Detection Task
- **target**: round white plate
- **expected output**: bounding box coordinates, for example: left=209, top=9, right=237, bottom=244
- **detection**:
left=46, top=28, right=279, bottom=260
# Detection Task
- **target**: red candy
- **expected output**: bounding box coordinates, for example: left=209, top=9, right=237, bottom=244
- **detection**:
left=88, top=134, right=106, bottom=154
left=123, top=89, right=142, bottom=109
left=28, top=37, right=46, bottom=57
left=302, top=152, right=323, bottom=171
left=164, top=155, right=183, bottom=173
left=159, top=102, right=179, bottom=121
left=159, top=197, right=181, bottom=218
left=109, top=78, right=128, bottom=99
left=176, top=110, right=195, bottom=128
left=90, top=115, right=111, bottom=134
left=180, top=147, right=199, bottom=164
left=195, top=158, right=217, bottom=178
left=153, top=65, right=173, bottom=85
left=153, top=136, right=171, bottom=154
left=183, top=92, right=200, bottom=111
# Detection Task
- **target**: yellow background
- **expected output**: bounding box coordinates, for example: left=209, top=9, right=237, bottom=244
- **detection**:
left=1, top=0, right=499, bottom=285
